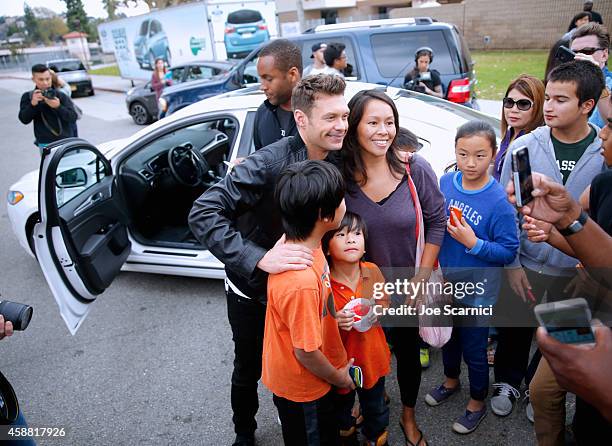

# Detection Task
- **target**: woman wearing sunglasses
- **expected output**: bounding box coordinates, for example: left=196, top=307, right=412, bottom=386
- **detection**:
left=493, top=75, right=545, bottom=181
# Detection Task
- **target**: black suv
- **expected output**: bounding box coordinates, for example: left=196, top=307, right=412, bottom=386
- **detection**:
left=159, top=17, right=478, bottom=116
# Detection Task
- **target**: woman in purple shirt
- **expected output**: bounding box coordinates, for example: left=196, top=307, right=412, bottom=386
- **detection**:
left=342, top=90, right=446, bottom=446
left=494, top=75, right=545, bottom=181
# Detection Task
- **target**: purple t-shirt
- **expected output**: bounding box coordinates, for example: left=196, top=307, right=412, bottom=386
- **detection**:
left=345, top=155, right=447, bottom=270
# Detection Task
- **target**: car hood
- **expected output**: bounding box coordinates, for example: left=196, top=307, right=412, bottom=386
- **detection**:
left=58, top=71, right=90, bottom=82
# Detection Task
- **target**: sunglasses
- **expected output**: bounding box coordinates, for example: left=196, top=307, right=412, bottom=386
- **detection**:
left=574, top=47, right=605, bottom=56
left=503, top=97, right=533, bottom=111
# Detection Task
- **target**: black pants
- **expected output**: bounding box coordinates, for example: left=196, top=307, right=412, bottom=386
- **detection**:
left=573, top=396, right=612, bottom=444
left=493, top=268, right=574, bottom=389
left=273, top=391, right=339, bottom=446
left=389, top=326, right=421, bottom=407
left=226, top=289, right=266, bottom=437
left=335, top=377, right=389, bottom=441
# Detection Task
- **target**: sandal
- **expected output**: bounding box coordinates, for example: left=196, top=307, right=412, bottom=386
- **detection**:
left=399, top=421, right=428, bottom=446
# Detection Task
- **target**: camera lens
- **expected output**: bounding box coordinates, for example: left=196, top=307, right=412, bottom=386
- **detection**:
left=0, top=300, right=33, bottom=331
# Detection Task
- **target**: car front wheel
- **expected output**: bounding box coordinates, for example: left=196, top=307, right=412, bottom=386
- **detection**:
left=130, top=102, right=151, bottom=125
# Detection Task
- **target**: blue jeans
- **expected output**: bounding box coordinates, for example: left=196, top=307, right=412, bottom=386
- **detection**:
left=5, top=410, right=37, bottom=445
left=335, top=377, right=389, bottom=441
left=442, top=325, right=490, bottom=401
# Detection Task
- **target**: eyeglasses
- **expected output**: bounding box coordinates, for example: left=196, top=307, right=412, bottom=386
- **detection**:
left=574, top=47, right=605, bottom=55
left=503, top=97, right=533, bottom=111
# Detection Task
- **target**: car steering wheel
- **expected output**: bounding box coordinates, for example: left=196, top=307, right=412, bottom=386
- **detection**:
left=167, top=144, right=209, bottom=187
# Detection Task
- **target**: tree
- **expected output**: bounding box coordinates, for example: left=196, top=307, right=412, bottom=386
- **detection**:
left=121, top=0, right=193, bottom=10
left=23, top=3, right=42, bottom=43
left=63, top=0, right=92, bottom=36
left=38, top=17, right=69, bottom=44
left=102, top=0, right=118, bottom=20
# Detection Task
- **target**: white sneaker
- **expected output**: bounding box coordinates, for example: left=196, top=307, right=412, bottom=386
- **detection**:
left=490, top=382, right=520, bottom=416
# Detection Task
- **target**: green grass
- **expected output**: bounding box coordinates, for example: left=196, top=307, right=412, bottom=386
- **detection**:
left=89, top=64, right=121, bottom=76
left=472, top=50, right=548, bottom=100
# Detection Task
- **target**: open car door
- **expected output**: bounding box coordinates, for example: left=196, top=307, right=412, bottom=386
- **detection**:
left=35, top=139, right=130, bottom=334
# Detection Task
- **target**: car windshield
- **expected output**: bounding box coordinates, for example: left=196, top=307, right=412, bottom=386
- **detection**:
left=227, top=10, right=262, bottom=24
left=139, top=21, right=148, bottom=36
left=50, top=60, right=86, bottom=72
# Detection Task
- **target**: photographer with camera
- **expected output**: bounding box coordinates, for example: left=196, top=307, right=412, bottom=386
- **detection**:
left=1, top=299, right=35, bottom=445
left=18, top=64, right=78, bottom=154
left=403, top=47, right=444, bottom=98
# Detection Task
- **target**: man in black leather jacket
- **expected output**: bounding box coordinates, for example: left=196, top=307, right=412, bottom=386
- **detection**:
left=188, top=75, right=349, bottom=446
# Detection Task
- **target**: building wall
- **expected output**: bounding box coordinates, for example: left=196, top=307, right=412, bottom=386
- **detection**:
left=390, top=0, right=612, bottom=50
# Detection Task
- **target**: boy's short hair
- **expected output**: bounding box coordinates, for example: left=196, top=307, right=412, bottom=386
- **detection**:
left=548, top=60, right=605, bottom=116
left=31, top=64, right=49, bottom=74
left=291, top=74, right=346, bottom=117
left=258, top=39, right=303, bottom=75
left=323, top=42, right=346, bottom=67
left=396, top=127, right=422, bottom=152
left=275, top=160, right=345, bottom=241
left=321, top=211, right=368, bottom=260
left=571, top=22, right=610, bottom=50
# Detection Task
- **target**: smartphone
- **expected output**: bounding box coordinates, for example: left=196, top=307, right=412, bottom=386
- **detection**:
left=511, top=146, right=534, bottom=207
left=555, top=45, right=576, bottom=64
left=534, top=298, right=596, bottom=344
left=449, top=206, right=463, bottom=227
left=349, top=365, right=363, bottom=388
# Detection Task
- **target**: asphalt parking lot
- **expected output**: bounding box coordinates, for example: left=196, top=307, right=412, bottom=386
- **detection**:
left=0, top=77, right=538, bottom=445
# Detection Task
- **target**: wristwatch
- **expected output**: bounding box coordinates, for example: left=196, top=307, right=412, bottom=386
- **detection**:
left=558, top=210, right=588, bottom=236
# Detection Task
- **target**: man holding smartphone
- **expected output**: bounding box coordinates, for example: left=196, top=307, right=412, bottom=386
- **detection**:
left=18, top=64, right=78, bottom=153
left=494, top=60, right=606, bottom=421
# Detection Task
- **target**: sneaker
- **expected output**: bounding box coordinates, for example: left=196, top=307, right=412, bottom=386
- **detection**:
left=232, top=434, right=255, bottom=446
left=524, top=390, right=534, bottom=423
left=452, top=407, right=487, bottom=434
left=491, top=382, right=521, bottom=416
left=425, top=383, right=460, bottom=406
left=420, top=348, right=430, bottom=369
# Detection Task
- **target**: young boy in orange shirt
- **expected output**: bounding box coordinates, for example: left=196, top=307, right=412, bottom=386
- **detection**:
left=323, top=211, right=391, bottom=446
left=262, top=160, right=355, bottom=446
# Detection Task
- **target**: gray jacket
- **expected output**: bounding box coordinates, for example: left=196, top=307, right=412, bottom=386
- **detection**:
left=500, top=125, right=606, bottom=276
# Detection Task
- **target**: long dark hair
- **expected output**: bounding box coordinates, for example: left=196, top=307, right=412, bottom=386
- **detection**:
left=342, top=90, right=405, bottom=185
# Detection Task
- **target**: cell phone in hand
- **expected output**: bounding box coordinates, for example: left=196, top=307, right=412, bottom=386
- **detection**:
left=534, top=298, right=596, bottom=344
left=349, top=365, right=363, bottom=388
left=449, top=206, right=463, bottom=227
left=554, top=45, right=576, bottom=64
left=511, top=146, right=534, bottom=207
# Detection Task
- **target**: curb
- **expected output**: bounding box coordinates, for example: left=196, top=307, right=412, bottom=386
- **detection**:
left=0, top=75, right=127, bottom=94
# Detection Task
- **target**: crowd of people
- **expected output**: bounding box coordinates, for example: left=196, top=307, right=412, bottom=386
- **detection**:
left=188, top=19, right=611, bottom=446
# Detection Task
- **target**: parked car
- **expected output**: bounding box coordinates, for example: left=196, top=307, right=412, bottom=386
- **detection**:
left=134, top=18, right=170, bottom=70
left=126, top=60, right=235, bottom=125
left=46, top=58, right=94, bottom=97
left=160, top=17, right=479, bottom=117
left=7, top=81, right=498, bottom=333
left=224, top=9, right=270, bottom=59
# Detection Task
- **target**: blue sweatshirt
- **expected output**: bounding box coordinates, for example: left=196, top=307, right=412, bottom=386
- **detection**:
left=439, top=171, right=519, bottom=307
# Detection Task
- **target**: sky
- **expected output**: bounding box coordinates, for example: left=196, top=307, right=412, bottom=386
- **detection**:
left=0, top=1, right=150, bottom=19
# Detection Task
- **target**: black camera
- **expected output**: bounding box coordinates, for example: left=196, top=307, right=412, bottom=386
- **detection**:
left=41, top=88, right=57, bottom=99
left=404, top=71, right=432, bottom=94
left=0, top=300, right=33, bottom=331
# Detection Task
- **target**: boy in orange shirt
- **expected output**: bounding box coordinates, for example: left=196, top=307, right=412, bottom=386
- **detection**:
left=262, top=160, right=355, bottom=446
left=323, top=211, right=391, bottom=446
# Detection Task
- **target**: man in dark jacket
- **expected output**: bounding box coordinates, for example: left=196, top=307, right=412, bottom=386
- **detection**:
left=189, top=75, right=349, bottom=446
left=253, top=39, right=302, bottom=150
left=18, top=64, right=78, bottom=152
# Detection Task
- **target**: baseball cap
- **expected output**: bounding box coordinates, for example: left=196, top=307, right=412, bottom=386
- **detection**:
left=310, top=42, right=327, bottom=58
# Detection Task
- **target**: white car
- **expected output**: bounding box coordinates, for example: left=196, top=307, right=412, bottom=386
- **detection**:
left=6, top=83, right=499, bottom=334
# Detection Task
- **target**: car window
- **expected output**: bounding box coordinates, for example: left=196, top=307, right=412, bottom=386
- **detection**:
left=242, top=57, right=260, bottom=85
left=150, top=20, right=161, bottom=36
left=49, top=60, right=85, bottom=72
left=139, top=21, right=148, bottom=36
left=227, top=10, right=262, bottom=24
left=299, top=38, right=360, bottom=79
left=55, top=148, right=107, bottom=208
left=370, top=30, right=456, bottom=76
left=187, top=65, right=214, bottom=81
left=170, top=67, right=185, bottom=83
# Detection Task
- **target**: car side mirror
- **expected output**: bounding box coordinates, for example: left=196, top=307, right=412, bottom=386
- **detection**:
left=56, top=167, right=87, bottom=188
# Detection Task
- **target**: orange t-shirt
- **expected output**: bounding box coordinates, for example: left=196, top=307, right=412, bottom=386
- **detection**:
left=262, top=247, right=348, bottom=402
left=331, top=261, right=391, bottom=390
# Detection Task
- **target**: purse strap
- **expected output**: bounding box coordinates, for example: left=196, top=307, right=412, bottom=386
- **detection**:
left=405, top=158, right=425, bottom=267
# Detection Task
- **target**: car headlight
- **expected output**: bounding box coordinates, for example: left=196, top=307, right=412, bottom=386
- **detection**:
left=158, top=97, right=168, bottom=112
left=7, top=191, right=24, bottom=205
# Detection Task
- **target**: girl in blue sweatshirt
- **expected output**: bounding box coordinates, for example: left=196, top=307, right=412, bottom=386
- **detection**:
left=425, top=121, right=519, bottom=434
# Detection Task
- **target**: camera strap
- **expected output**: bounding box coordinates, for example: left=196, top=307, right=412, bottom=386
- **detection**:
left=0, top=371, right=19, bottom=424
left=41, top=109, right=62, bottom=137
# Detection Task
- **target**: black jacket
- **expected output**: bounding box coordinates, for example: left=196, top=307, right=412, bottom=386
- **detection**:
left=19, top=89, right=77, bottom=144
left=252, top=99, right=298, bottom=151
left=188, top=133, right=308, bottom=302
